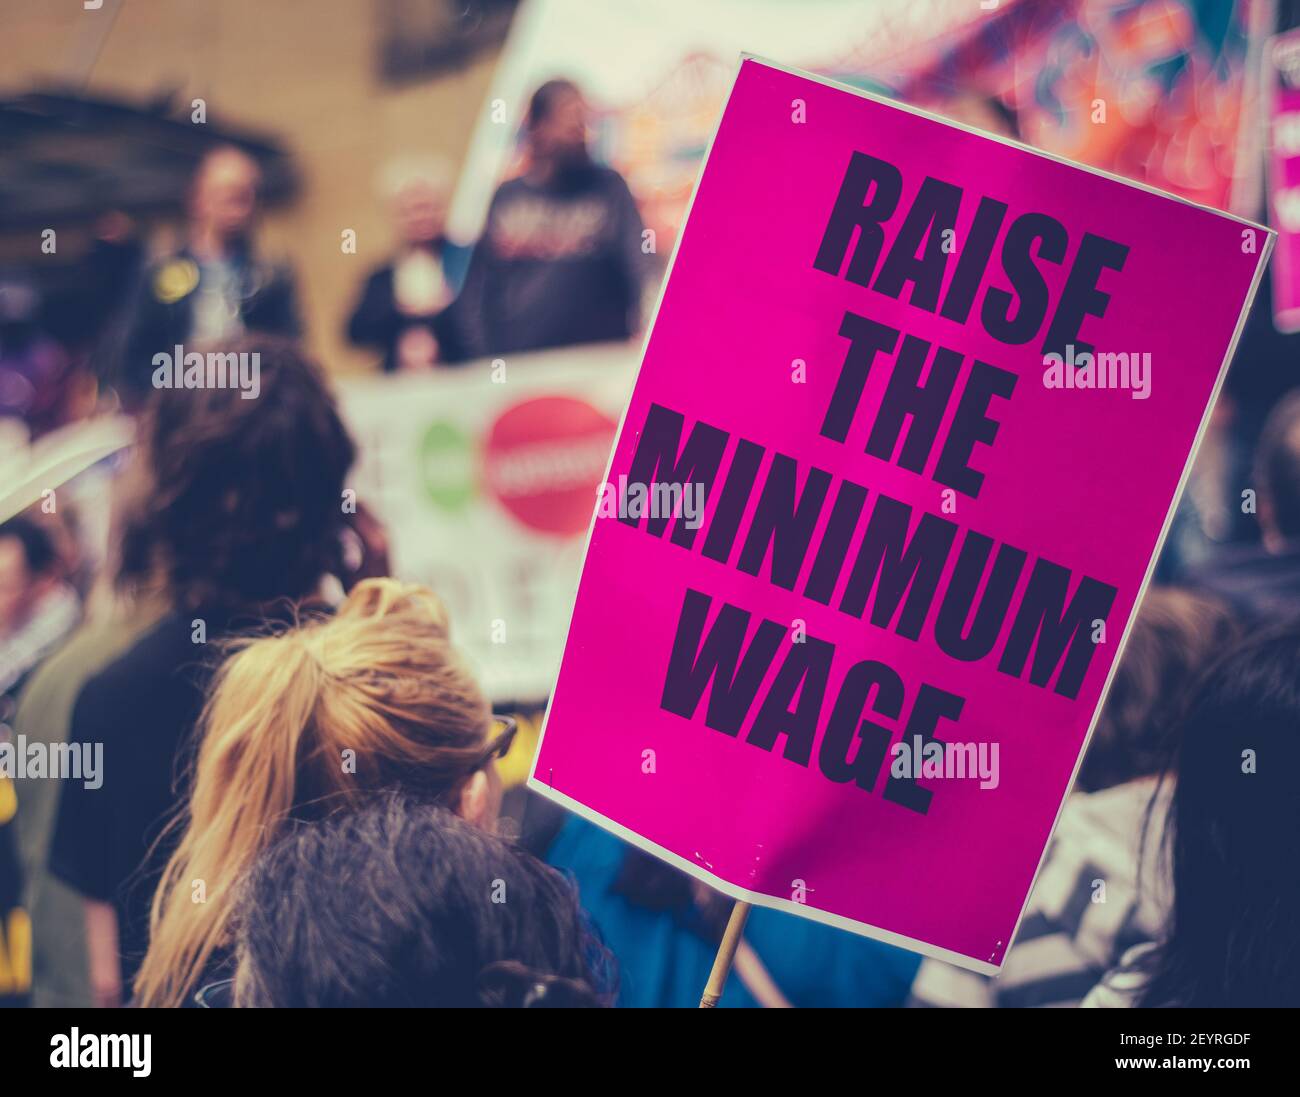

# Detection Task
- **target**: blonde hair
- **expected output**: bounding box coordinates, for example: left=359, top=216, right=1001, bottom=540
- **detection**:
left=134, top=578, right=491, bottom=1007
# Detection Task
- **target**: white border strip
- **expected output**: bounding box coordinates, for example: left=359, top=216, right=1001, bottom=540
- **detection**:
left=527, top=53, right=1276, bottom=978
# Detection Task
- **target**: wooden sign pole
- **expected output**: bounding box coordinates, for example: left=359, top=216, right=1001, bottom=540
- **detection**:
left=699, top=900, right=752, bottom=1008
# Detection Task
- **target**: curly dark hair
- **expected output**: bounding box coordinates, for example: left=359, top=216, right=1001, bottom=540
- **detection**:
left=233, top=794, right=616, bottom=1008
left=120, top=335, right=355, bottom=612
left=1132, top=624, right=1300, bottom=1007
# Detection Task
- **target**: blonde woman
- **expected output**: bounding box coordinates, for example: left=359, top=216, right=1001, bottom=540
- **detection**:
left=134, top=577, right=512, bottom=1007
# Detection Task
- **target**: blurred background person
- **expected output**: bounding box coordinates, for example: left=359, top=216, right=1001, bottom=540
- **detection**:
left=48, top=337, right=355, bottom=1008
left=0, top=514, right=80, bottom=707
left=453, top=78, right=648, bottom=358
left=0, top=277, right=82, bottom=441
left=0, top=512, right=76, bottom=1012
left=114, top=146, right=302, bottom=406
left=226, top=794, right=612, bottom=1008
left=346, top=157, right=468, bottom=370
left=907, top=587, right=1238, bottom=1008
left=10, top=449, right=168, bottom=1008
left=137, top=578, right=504, bottom=1007
left=1084, top=626, right=1300, bottom=1008
left=1188, top=389, right=1300, bottom=622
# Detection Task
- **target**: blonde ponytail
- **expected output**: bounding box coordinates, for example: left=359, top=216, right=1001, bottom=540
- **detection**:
left=134, top=578, right=490, bottom=1007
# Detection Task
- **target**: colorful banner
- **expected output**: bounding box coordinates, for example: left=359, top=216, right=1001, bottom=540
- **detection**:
left=1269, top=27, right=1300, bottom=332
left=448, top=0, right=997, bottom=256
left=335, top=344, right=637, bottom=703
left=450, top=0, right=1256, bottom=267
left=530, top=58, right=1270, bottom=971
left=882, top=0, right=1260, bottom=214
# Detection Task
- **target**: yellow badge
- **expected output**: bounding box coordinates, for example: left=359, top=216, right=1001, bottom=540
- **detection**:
left=153, top=258, right=200, bottom=304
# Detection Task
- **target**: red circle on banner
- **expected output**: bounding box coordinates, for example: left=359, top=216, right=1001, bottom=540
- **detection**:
left=483, top=395, right=618, bottom=536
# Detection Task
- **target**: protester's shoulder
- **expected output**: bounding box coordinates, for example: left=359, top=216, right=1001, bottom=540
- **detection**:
left=15, top=618, right=138, bottom=735
left=1058, top=777, right=1164, bottom=840
left=545, top=816, right=628, bottom=887
left=1040, top=780, right=1166, bottom=912
left=491, top=175, right=533, bottom=203
left=588, top=163, right=629, bottom=185
left=76, top=611, right=206, bottom=708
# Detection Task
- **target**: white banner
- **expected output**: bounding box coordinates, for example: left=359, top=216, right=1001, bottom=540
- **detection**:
left=336, top=343, right=638, bottom=702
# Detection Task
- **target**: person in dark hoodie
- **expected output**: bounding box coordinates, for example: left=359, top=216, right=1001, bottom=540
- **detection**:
left=48, top=337, right=357, bottom=1007
left=453, top=79, right=648, bottom=358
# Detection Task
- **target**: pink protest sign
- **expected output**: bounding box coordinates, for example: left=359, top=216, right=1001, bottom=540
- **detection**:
left=529, top=57, right=1271, bottom=973
left=1269, top=28, right=1300, bottom=333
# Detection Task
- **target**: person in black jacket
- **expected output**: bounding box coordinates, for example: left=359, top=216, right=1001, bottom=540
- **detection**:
left=48, top=337, right=357, bottom=1007
left=346, top=159, right=466, bottom=370
left=114, top=145, right=301, bottom=406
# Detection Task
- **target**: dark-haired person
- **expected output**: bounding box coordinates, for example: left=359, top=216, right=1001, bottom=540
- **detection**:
left=452, top=79, right=649, bottom=358
left=225, top=794, right=613, bottom=1008
left=49, top=336, right=358, bottom=1007
left=909, top=587, right=1238, bottom=1008
left=1189, top=389, right=1300, bottom=621
left=1084, top=626, right=1300, bottom=1007
left=114, top=146, right=301, bottom=407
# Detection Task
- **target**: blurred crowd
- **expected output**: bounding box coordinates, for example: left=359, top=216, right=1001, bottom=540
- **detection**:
left=0, top=73, right=1298, bottom=1010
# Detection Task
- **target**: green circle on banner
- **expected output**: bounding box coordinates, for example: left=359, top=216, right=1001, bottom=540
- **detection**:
left=419, top=419, right=476, bottom=511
